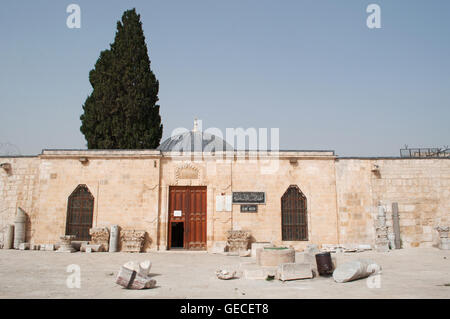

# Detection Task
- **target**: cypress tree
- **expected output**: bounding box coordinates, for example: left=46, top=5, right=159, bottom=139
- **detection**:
left=80, top=8, right=163, bottom=149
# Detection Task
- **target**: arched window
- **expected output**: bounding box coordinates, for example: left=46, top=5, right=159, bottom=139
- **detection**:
left=281, top=185, right=308, bottom=241
left=65, top=185, right=94, bottom=241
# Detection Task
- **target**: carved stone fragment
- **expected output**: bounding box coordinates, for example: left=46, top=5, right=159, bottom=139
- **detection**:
left=435, top=226, right=449, bottom=250
left=226, top=230, right=251, bottom=253
left=120, top=230, right=146, bottom=252
left=56, top=235, right=76, bottom=253
left=89, top=227, right=110, bottom=251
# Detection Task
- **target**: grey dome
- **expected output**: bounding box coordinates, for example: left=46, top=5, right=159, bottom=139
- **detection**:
left=157, top=131, right=234, bottom=153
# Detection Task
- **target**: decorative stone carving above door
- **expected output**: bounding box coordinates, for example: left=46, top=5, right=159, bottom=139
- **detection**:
left=175, top=163, right=202, bottom=185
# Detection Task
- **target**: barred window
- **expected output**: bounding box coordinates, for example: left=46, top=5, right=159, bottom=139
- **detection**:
left=281, top=185, right=308, bottom=241
left=65, top=185, right=94, bottom=241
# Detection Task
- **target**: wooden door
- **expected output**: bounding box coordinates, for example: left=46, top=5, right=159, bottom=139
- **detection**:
left=168, top=186, right=207, bottom=250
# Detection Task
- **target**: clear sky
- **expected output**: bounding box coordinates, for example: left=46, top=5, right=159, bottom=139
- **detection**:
left=0, top=0, right=449, bottom=156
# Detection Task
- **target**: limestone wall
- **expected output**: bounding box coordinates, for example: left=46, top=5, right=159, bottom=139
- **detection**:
left=2, top=151, right=448, bottom=252
left=0, top=157, right=40, bottom=247
left=34, top=151, right=161, bottom=250
left=228, top=157, right=339, bottom=250
left=336, top=158, right=450, bottom=248
left=159, top=154, right=339, bottom=251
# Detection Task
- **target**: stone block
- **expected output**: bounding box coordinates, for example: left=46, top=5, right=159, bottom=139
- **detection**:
left=303, top=245, right=320, bottom=275
left=226, top=230, right=251, bottom=252
left=277, top=263, right=313, bottom=281
left=18, top=243, right=30, bottom=250
left=210, top=241, right=227, bottom=254
left=243, top=267, right=277, bottom=280
left=440, top=238, right=450, bottom=250
left=56, top=235, right=76, bottom=253
left=122, top=260, right=152, bottom=277
left=244, top=269, right=267, bottom=280
left=251, top=242, right=273, bottom=258
left=239, top=249, right=251, bottom=257
left=89, top=227, right=110, bottom=251
left=257, top=247, right=295, bottom=267
left=85, top=244, right=104, bottom=252
left=116, top=261, right=156, bottom=289
left=44, top=244, right=55, bottom=251
left=120, top=230, right=146, bottom=253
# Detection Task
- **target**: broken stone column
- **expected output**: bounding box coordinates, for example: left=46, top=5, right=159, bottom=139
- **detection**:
left=116, top=260, right=156, bottom=289
left=56, top=235, right=76, bottom=253
left=375, top=205, right=389, bottom=252
left=3, top=224, right=14, bottom=249
left=333, top=259, right=381, bottom=283
left=435, top=226, right=449, bottom=250
left=392, top=202, right=401, bottom=249
left=89, top=227, right=110, bottom=251
left=13, top=207, right=26, bottom=249
left=109, top=225, right=119, bottom=252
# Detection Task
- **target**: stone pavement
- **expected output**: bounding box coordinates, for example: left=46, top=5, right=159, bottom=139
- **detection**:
left=0, top=248, right=449, bottom=299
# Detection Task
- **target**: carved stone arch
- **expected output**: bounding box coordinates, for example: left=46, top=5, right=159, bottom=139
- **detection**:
left=175, top=162, right=201, bottom=185
left=65, top=184, right=94, bottom=241
left=281, top=185, right=308, bottom=241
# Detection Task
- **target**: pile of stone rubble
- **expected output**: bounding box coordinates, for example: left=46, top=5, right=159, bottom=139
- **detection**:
left=2, top=211, right=149, bottom=253
left=215, top=243, right=383, bottom=284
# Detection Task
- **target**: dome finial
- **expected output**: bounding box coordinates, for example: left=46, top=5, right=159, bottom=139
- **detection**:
left=193, top=118, right=198, bottom=132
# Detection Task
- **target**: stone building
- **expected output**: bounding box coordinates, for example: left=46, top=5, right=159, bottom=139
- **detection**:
left=0, top=128, right=449, bottom=251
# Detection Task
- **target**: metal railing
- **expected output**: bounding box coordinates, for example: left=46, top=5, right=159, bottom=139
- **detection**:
left=400, top=147, right=450, bottom=158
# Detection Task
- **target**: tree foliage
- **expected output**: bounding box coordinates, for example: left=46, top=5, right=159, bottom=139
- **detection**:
left=80, top=8, right=163, bottom=149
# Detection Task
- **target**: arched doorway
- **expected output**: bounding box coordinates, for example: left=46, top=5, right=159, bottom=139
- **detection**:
left=65, top=184, right=94, bottom=241
left=281, top=185, right=308, bottom=241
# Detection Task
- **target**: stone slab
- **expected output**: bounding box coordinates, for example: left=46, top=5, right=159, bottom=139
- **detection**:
left=239, top=262, right=277, bottom=280
left=243, top=267, right=277, bottom=280
left=18, top=243, right=30, bottom=250
left=85, top=244, right=104, bottom=252
left=239, top=249, right=251, bottom=257
left=44, top=244, right=55, bottom=251
left=277, top=263, right=313, bottom=281
left=56, top=248, right=76, bottom=253
left=257, top=247, right=295, bottom=266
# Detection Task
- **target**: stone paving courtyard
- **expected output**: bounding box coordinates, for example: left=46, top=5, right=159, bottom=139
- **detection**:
left=0, top=248, right=449, bottom=299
